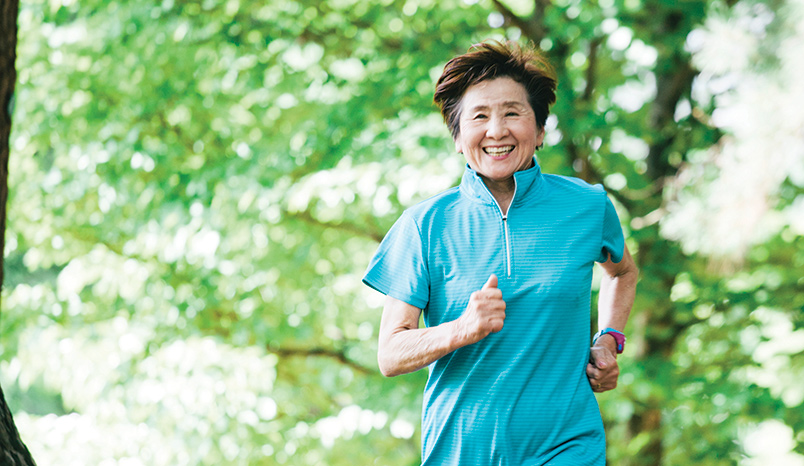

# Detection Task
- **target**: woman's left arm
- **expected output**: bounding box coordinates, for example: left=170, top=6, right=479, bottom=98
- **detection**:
left=587, top=244, right=639, bottom=393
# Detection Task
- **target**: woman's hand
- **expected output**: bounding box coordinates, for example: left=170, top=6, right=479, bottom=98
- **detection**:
left=586, top=336, right=620, bottom=393
left=455, top=274, right=506, bottom=346
left=376, top=275, right=506, bottom=377
left=590, top=245, right=637, bottom=393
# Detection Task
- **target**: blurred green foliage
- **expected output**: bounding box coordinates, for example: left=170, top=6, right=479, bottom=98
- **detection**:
left=2, top=0, right=803, bottom=465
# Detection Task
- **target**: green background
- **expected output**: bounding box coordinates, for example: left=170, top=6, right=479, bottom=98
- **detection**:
left=3, top=0, right=804, bottom=464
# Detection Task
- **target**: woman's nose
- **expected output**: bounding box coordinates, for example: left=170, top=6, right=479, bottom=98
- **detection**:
left=486, top=116, right=509, bottom=139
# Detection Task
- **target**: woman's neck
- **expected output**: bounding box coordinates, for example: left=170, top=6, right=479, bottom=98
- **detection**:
left=481, top=176, right=515, bottom=215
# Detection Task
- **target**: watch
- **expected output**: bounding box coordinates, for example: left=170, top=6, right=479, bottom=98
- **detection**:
left=593, top=328, right=626, bottom=354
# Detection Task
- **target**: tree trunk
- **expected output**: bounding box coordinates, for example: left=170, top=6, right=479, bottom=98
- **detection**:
left=0, top=384, right=35, bottom=466
left=0, top=0, right=37, bottom=463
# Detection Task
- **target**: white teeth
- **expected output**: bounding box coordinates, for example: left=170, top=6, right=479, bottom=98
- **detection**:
left=485, top=146, right=514, bottom=155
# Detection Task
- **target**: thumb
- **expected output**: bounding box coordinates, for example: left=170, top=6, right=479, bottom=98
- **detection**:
left=589, top=347, right=607, bottom=368
left=482, top=274, right=498, bottom=290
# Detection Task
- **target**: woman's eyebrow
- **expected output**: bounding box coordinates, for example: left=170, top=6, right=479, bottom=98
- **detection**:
left=466, top=104, right=490, bottom=112
left=467, top=101, right=527, bottom=112
left=502, top=101, right=528, bottom=108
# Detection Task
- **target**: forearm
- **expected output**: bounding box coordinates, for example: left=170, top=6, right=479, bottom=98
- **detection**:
left=377, top=276, right=504, bottom=377
left=597, top=270, right=636, bottom=331
left=595, top=249, right=638, bottom=352
left=378, top=321, right=461, bottom=377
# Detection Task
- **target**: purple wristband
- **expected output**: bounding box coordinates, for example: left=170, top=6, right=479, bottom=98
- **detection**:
left=593, top=328, right=626, bottom=354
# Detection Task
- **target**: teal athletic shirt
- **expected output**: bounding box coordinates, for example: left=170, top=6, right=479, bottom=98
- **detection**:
left=363, top=159, right=625, bottom=466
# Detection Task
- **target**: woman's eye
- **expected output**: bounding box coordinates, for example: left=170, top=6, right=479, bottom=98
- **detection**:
left=474, top=114, right=487, bottom=120
left=506, top=112, right=519, bottom=117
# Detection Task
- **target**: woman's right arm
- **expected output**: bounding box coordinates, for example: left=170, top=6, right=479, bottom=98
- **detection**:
left=377, top=274, right=505, bottom=377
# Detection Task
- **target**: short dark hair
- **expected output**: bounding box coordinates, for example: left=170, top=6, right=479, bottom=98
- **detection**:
left=433, top=41, right=557, bottom=140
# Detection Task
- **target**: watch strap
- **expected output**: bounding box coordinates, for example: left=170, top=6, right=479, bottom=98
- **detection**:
left=593, top=327, right=626, bottom=354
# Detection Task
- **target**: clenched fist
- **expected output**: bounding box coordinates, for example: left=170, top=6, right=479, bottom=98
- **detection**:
left=455, top=274, right=506, bottom=346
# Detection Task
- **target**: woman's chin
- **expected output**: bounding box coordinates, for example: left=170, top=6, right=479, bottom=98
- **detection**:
left=479, top=167, right=516, bottom=184
left=480, top=160, right=529, bottom=180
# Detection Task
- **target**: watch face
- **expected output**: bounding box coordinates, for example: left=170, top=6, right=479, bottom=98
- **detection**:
left=611, top=333, right=625, bottom=353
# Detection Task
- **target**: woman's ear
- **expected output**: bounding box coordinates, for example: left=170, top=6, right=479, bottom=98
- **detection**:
left=454, top=138, right=463, bottom=154
left=535, top=126, right=545, bottom=151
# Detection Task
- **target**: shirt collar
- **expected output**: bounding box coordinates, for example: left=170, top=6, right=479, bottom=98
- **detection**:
left=459, top=157, right=545, bottom=207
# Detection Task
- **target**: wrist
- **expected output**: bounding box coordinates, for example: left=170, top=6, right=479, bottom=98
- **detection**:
left=593, top=327, right=626, bottom=354
left=593, top=333, right=618, bottom=356
left=448, top=317, right=470, bottom=349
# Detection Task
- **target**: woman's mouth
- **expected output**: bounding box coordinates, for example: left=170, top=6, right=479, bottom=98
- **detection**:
left=484, top=145, right=514, bottom=158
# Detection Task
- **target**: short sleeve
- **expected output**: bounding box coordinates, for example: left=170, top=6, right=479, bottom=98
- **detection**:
left=597, top=195, right=625, bottom=263
left=362, top=211, right=430, bottom=310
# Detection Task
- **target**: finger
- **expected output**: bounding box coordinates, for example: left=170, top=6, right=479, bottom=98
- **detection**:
left=589, top=351, right=606, bottom=369
left=587, top=371, right=604, bottom=392
left=482, top=274, right=498, bottom=290
left=589, top=363, right=619, bottom=391
left=588, top=350, right=603, bottom=368
left=490, top=318, right=504, bottom=333
left=589, top=347, right=613, bottom=369
left=598, top=354, right=616, bottom=370
left=586, top=363, right=601, bottom=380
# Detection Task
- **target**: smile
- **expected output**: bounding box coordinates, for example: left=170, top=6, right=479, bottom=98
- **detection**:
left=484, top=145, right=514, bottom=156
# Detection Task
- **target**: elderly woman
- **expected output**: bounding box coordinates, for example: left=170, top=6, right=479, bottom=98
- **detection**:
left=363, top=41, right=638, bottom=466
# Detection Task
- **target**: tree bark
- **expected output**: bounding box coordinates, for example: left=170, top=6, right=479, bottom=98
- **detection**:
left=0, top=0, right=37, bottom=463
left=0, top=385, right=35, bottom=466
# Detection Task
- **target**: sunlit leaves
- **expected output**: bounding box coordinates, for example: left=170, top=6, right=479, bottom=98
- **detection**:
left=5, top=0, right=804, bottom=465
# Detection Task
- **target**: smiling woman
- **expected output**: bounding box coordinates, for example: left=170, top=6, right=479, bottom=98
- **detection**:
left=453, top=77, right=543, bottom=209
left=363, top=41, right=639, bottom=466
left=433, top=41, right=556, bottom=213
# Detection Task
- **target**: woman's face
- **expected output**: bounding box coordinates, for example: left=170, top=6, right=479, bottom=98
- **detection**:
left=454, top=77, right=544, bottom=186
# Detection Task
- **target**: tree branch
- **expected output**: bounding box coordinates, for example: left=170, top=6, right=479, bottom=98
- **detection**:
left=565, top=141, right=635, bottom=211
left=282, top=207, right=386, bottom=243
left=583, top=37, right=602, bottom=102
left=273, top=345, right=378, bottom=375
left=645, top=60, right=696, bottom=180
left=491, top=0, right=546, bottom=43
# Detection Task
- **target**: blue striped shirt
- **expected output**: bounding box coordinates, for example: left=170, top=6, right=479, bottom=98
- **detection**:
left=364, top=159, right=625, bottom=465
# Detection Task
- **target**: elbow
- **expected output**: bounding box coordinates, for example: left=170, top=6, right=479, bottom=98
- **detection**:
left=378, top=338, right=413, bottom=377
left=624, top=263, right=639, bottom=281
left=624, top=249, right=640, bottom=280
left=377, top=350, right=403, bottom=377
left=614, top=258, right=639, bottom=282
left=377, top=333, right=405, bottom=377
left=619, top=265, right=639, bottom=292
left=630, top=263, right=640, bottom=282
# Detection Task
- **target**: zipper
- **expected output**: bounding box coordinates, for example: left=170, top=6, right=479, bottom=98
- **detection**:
left=486, top=182, right=517, bottom=279
left=502, top=215, right=512, bottom=278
